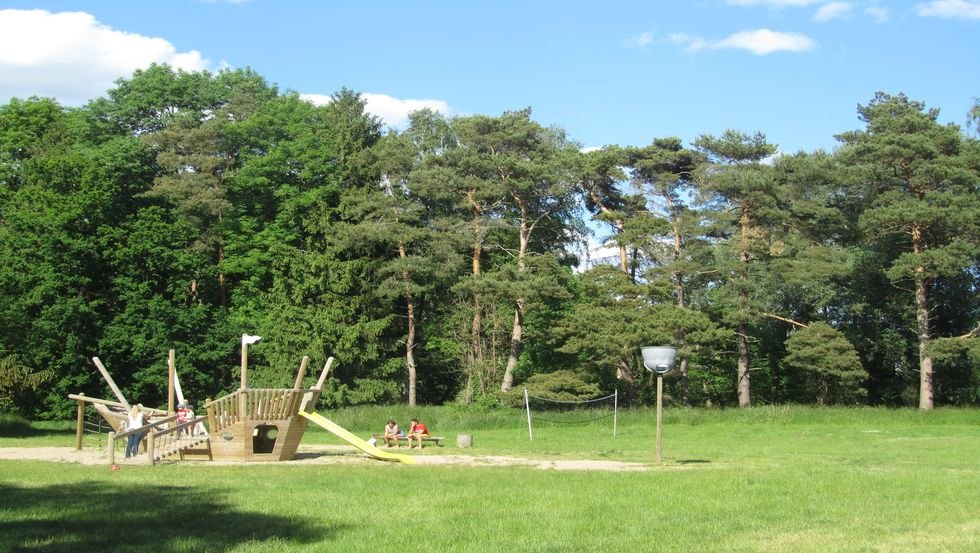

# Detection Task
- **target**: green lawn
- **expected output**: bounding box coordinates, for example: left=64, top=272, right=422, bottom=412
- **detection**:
left=1, top=406, right=977, bottom=552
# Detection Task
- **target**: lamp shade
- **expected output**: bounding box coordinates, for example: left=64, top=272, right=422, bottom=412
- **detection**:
left=641, top=346, right=677, bottom=374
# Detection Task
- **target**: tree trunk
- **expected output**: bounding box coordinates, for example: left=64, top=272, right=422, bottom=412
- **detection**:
left=586, top=189, right=628, bottom=274
left=737, top=204, right=753, bottom=408
left=400, top=243, right=418, bottom=406
left=501, top=214, right=530, bottom=392
left=912, top=223, right=934, bottom=410
left=218, top=240, right=227, bottom=308
left=666, top=193, right=690, bottom=405
left=737, top=320, right=751, bottom=407
left=501, top=301, right=524, bottom=391
left=617, top=359, right=637, bottom=405
left=465, top=216, right=483, bottom=405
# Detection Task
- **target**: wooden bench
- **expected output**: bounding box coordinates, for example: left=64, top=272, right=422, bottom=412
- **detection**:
left=371, top=434, right=445, bottom=447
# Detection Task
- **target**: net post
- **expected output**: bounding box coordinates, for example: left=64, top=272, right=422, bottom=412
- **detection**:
left=613, top=389, right=618, bottom=437
left=524, top=387, right=533, bottom=441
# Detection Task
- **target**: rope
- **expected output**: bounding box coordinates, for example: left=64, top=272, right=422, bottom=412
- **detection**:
left=531, top=412, right=616, bottom=424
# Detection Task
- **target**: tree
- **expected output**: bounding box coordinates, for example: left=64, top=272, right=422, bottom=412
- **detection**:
left=694, top=130, right=780, bottom=407
left=456, top=110, right=580, bottom=393
left=836, top=92, right=980, bottom=409
left=576, top=146, right=632, bottom=273
left=628, top=138, right=704, bottom=403
left=784, top=322, right=868, bottom=404
left=556, top=266, right=727, bottom=404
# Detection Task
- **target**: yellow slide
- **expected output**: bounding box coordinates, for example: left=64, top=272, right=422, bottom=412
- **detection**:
left=299, top=411, right=415, bottom=464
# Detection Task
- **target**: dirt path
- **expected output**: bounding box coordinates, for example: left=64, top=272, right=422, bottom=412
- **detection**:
left=0, top=445, right=650, bottom=471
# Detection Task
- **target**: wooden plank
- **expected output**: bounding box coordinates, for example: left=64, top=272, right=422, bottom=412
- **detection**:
left=91, top=357, right=131, bottom=411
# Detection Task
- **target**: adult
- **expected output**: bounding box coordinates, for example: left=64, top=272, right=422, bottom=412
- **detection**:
left=407, top=418, right=430, bottom=450
left=382, top=419, right=402, bottom=448
left=125, top=404, right=145, bottom=458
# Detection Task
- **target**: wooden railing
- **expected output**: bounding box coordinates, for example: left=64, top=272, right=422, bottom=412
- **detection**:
left=146, top=418, right=210, bottom=464
left=204, top=388, right=318, bottom=435
left=107, top=414, right=211, bottom=465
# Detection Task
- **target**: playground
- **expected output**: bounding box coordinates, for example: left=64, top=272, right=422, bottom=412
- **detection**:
left=0, top=338, right=976, bottom=551
left=2, top=406, right=978, bottom=552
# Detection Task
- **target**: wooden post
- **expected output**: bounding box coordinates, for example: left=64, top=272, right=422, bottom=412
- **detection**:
left=315, top=357, right=334, bottom=391
left=75, top=394, right=85, bottom=450
left=240, top=342, right=249, bottom=391
left=108, top=431, right=116, bottom=465
left=206, top=397, right=216, bottom=433
left=168, top=349, right=176, bottom=415
left=301, top=357, right=334, bottom=412
left=148, top=432, right=155, bottom=465
left=293, top=356, right=310, bottom=390
left=92, top=357, right=131, bottom=411
left=656, top=374, right=664, bottom=465
left=288, top=356, right=310, bottom=415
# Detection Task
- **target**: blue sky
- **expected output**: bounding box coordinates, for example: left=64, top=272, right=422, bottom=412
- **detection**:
left=1, top=0, right=978, bottom=155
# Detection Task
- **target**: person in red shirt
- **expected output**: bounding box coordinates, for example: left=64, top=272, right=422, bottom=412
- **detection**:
left=407, top=418, right=430, bottom=449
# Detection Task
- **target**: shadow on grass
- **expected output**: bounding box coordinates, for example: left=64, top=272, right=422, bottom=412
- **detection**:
left=676, top=459, right=711, bottom=464
left=0, top=417, right=74, bottom=438
left=0, top=481, right=339, bottom=552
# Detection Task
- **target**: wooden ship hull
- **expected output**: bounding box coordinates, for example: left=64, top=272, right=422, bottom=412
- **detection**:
left=205, top=387, right=321, bottom=462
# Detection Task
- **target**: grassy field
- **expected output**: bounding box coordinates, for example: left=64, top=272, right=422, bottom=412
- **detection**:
left=1, top=406, right=977, bottom=552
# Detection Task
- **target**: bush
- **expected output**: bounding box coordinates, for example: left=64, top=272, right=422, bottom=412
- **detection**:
left=499, top=370, right=602, bottom=407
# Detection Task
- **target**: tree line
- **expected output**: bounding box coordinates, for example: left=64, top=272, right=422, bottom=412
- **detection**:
left=0, top=65, right=977, bottom=418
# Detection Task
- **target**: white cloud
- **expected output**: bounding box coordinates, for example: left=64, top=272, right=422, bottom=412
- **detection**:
left=915, top=0, right=980, bottom=19
left=0, top=9, right=210, bottom=105
left=622, top=32, right=654, bottom=48
left=713, top=29, right=816, bottom=54
left=669, top=33, right=709, bottom=52
left=865, top=6, right=890, bottom=21
left=814, top=2, right=853, bottom=21
left=300, top=92, right=450, bottom=129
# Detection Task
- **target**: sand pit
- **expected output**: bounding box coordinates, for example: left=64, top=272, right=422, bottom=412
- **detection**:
left=0, top=445, right=650, bottom=471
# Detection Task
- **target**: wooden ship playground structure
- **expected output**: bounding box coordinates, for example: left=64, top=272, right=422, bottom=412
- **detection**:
left=70, top=335, right=415, bottom=465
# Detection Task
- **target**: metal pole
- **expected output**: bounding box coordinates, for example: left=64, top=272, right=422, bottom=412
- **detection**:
left=524, top=387, right=533, bottom=441
left=656, top=374, right=663, bottom=464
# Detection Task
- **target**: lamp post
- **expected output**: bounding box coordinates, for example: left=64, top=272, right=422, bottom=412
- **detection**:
left=642, top=346, right=677, bottom=464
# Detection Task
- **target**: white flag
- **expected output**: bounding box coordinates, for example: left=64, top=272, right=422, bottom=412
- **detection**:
left=242, top=334, right=262, bottom=346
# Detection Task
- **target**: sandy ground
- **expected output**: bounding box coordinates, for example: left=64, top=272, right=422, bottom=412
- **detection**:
left=0, top=444, right=651, bottom=471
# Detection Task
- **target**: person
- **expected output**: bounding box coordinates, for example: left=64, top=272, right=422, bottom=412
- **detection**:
left=382, top=419, right=402, bottom=448
left=184, top=404, right=196, bottom=437
left=176, top=403, right=189, bottom=436
left=125, top=404, right=144, bottom=458
left=407, top=417, right=430, bottom=450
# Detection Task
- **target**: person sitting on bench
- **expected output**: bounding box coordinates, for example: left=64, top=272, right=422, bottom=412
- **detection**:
left=382, top=419, right=403, bottom=448
left=407, top=418, right=430, bottom=450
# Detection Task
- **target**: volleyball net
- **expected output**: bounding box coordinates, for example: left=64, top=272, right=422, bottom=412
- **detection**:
left=523, top=388, right=618, bottom=440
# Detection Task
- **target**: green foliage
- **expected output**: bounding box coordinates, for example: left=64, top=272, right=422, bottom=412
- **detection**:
left=784, top=322, right=868, bottom=404
left=929, top=337, right=980, bottom=404
left=0, top=353, right=54, bottom=415
left=499, top=369, right=601, bottom=407
left=1, top=70, right=977, bottom=419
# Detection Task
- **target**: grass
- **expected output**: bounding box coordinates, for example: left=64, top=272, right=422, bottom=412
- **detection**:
left=1, top=406, right=978, bottom=552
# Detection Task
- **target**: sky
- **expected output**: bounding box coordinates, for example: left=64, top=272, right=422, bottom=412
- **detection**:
left=1, top=0, right=978, bottom=156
